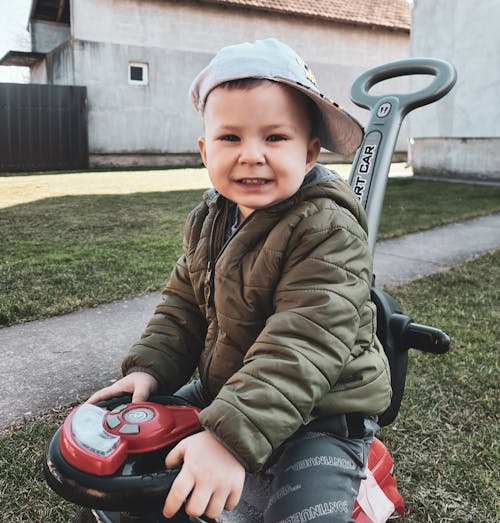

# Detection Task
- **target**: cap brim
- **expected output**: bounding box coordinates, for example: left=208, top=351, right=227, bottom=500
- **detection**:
left=277, top=78, right=364, bottom=155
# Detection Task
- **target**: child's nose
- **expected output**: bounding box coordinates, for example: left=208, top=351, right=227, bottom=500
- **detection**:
left=238, top=139, right=265, bottom=165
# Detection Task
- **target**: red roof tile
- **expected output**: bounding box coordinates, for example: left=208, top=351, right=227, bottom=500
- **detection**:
left=195, top=0, right=411, bottom=31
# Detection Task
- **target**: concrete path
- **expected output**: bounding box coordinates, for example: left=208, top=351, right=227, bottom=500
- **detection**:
left=373, top=213, right=500, bottom=287
left=1, top=213, right=499, bottom=429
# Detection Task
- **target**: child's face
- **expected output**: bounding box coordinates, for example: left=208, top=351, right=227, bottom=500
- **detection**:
left=198, top=81, right=321, bottom=220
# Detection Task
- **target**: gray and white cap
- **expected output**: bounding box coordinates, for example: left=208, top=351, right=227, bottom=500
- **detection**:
left=189, top=38, right=364, bottom=155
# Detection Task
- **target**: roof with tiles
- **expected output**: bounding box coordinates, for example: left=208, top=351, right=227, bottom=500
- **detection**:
left=194, top=0, right=411, bottom=31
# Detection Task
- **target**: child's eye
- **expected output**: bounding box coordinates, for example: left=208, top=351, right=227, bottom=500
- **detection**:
left=220, top=134, right=239, bottom=142
left=267, top=134, right=287, bottom=142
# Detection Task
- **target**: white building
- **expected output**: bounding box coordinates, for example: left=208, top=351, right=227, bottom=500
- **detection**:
left=409, top=0, right=499, bottom=181
left=1, top=0, right=411, bottom=168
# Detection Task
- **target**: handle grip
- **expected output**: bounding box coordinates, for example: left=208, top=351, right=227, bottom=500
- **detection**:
left=350, top=57, right=457, bottom=117
left=403, top=322, right=451, bottom=354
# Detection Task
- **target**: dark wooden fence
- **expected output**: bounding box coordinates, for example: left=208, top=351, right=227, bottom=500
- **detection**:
left=0, top=83, right=88, bottom=173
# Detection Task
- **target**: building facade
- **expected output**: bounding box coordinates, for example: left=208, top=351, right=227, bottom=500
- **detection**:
left=1, top=0, right=411, bottom=167
left=409, top=0, right=499, bottom=181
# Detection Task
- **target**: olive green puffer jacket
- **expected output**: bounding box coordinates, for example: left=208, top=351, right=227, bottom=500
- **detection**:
left=123, top=164, right=391, bottom=472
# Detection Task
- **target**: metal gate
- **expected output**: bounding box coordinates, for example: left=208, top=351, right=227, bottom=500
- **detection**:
left=0, top=83, right=88, bottom=173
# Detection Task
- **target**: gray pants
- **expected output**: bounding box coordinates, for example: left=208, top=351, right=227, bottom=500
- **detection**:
left=175, top=381, right=377, bottom=523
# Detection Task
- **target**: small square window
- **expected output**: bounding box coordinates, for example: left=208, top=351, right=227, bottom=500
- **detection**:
left=130, top=66, right=143, bottom=82
left=129, top=62, right=148, bottom=85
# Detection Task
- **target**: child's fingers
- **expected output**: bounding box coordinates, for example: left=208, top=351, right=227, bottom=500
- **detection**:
left=165, top=441, right=185, bottom=468
left=163, top=468, right=195, bottom=518
left=85, top=390, right=105, bottom=404
left=205, top=490, right=228, bottom=519
left=86, top=372, right=157, bottom=405
left=86, top=384, right=125, bottom=404
left=131, top=384, right=152, bottom=403
left=184, top=486, right=213, bottom=518
left=224, top=487, right=242, bottom=511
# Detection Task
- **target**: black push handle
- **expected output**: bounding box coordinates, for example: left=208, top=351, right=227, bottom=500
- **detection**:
left=389, top=313, right=451, bottom=355
left=403, top=322, right=451, bottom=354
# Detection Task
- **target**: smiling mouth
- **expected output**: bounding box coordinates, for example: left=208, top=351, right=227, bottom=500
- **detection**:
left=237, top=178, right=270, bottom=185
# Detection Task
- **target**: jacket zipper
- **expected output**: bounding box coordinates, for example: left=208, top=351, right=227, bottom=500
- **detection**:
left=202, top=204, right=256, bottom=386
left=204, top=206, right=224, bottom=308
left=205, top=205, right=255, bottom=307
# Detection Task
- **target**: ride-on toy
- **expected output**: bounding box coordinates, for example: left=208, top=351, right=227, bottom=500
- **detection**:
left=44, top=58, right=456, bottom=522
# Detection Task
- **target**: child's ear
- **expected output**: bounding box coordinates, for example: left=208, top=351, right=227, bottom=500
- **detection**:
left=306, top=137, right=321, bottom=171
left=198, top=136, right=208, bottom=167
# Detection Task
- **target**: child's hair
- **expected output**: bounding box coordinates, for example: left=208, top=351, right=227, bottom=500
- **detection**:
left=217, top=78, right=321, bottom=139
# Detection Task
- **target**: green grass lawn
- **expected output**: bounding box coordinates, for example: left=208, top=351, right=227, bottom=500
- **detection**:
left=382, top=250, right=499, bottom=522
left=1, top=250, right=498, bottom=522
left=377, top=178, right=500, bottom=238
left=0, top=190, right=204, bottom=326
left=1, top=177, right=499, bottom=327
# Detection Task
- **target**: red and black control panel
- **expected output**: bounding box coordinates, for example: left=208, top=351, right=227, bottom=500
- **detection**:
left=59, top=402, right=200, bottom=476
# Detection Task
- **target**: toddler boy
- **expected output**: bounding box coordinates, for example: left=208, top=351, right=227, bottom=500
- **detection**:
left=89, top=38, right=391, bottom=522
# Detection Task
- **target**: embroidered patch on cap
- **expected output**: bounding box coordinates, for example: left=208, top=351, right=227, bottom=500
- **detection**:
left=295, top=56, right=318, bottom=87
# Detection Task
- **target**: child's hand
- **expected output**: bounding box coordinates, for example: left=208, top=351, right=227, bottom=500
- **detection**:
left=163, top=431, right=245, bottom=520
left=86, top=371, right=159, bottom=404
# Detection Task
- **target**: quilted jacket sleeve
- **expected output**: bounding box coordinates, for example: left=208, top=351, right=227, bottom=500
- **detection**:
left=122, top=204, right=208, bottom=392
left=198, top=205, right=374, bottom=471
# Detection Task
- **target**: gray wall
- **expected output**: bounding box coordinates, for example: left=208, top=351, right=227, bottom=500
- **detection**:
left=31, top=20, right=71, bottom=54
left=34, top=0, right=411, bottom=165
left=409, top=0, right=500, bottom=180
left=72, top=40, right=207, bottom=155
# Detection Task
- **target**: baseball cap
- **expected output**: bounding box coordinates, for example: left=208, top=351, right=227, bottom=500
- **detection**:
left=189, top=38, right=363, bottom=155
